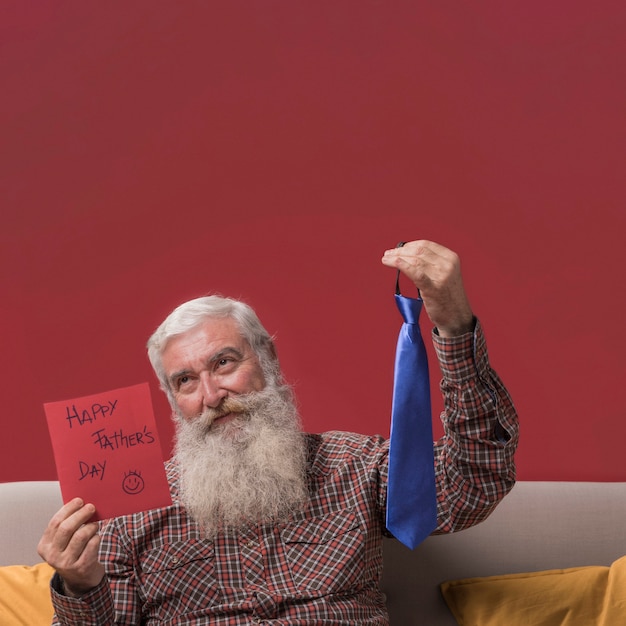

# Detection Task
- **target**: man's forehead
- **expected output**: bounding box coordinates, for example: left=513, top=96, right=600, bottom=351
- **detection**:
left=163, top=317, right=249, bottom=361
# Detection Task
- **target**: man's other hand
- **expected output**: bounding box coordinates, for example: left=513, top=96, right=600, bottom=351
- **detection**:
left=382, top=240, right=474, bottom=337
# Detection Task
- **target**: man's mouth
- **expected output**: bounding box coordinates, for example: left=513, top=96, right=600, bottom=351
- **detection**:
left=211, top=412, right=238, bottom=428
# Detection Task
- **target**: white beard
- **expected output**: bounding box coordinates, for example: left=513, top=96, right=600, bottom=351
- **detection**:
left=173, top=383, right=308, bottom=538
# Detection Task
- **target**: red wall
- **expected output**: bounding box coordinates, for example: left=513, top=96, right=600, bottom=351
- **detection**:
left=2, top=2, right=624, bottom=483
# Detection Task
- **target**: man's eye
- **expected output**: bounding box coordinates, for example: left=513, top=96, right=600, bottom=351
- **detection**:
left=216, top=357, right=236, bottom=369
left=177, top=376, right=191, bottom=387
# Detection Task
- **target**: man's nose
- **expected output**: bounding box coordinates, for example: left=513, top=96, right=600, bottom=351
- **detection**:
left=200, top=372, right=227, bottom=408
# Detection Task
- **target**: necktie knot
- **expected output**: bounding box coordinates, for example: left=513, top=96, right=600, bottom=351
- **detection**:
left=395, top=294, right=423, bottom=344
left=395, top=293, right=422, bottom=325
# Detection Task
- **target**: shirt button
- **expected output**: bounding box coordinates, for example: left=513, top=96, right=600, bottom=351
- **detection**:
left=170, top=556, right=179, bottom=564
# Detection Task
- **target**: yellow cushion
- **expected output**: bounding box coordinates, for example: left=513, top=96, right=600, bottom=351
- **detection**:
left=440, top=555, right=626, bottom=626
left=0, top=562, right=55, bottom=626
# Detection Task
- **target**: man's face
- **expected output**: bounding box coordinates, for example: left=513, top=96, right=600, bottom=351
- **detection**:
left=168, top=317, right=307, bottom=535
left=161, top=317, right=267, bottom=425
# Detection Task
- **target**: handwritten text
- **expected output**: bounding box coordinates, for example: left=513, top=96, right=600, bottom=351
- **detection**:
left=65, top=400, right=118, bottom=429
left=78, top=460, right=107, bottom=481
left=91, top=425, right=155, bottom=451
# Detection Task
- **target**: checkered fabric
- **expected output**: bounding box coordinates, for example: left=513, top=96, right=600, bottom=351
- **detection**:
left=51, top=319, right=518, bottom=625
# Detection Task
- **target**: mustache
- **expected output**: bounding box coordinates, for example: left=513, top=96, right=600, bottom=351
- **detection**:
left=193, top=392, right=263, bottom=428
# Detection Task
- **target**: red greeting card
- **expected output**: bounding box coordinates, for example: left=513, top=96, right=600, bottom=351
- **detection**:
left=44, top=382, right=172, bottom=520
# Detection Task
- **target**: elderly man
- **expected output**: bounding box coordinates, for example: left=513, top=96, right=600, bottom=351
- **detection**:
left=39, top=240, right=519, bottom=625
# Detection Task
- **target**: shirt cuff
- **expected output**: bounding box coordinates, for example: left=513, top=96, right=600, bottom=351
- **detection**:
left=432, top=317, right=489, bottom=384
left=51, top=572, right=114, bottom=625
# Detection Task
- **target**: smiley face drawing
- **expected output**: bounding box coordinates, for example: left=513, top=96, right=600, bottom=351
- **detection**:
left=122, top=470, right=145, bottom=495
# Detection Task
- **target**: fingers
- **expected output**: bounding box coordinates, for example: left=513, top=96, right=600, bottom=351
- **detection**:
left=39, top=498, right=94, bottom=554
left=381, top=240, right=474, bottom=336
left=381, top=240, right=458, bottom=291
left=38, top=498, right=105, bottom=595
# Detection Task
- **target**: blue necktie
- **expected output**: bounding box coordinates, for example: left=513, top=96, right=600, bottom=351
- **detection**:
left=386, top=263, right=438, bottom=549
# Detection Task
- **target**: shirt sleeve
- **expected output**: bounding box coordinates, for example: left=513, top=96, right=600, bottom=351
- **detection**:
left=431, top=317, right=519, bottom=533
left=50, top=573, right=116, bottom=626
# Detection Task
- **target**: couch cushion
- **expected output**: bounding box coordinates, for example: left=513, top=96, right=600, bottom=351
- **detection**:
left=0, top=562, right=55, bottom=626
left=440, top=555, right=626, bottom=626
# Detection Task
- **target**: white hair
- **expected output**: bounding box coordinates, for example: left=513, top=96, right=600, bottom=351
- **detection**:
left=147, top=295, right=281, bottom=406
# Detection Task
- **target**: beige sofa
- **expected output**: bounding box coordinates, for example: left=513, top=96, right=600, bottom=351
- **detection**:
left=2, top=480, right=626, bottom=625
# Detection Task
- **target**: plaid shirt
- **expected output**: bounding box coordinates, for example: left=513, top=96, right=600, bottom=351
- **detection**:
left=51, top=319, right=518, bottom=625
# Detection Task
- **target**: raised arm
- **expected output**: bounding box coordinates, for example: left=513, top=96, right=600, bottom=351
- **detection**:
left=382, top=239, right=519, bottom=531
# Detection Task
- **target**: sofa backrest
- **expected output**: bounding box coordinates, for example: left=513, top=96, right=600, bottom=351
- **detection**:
left=0, top=481, right=63, bottom=567
left=381, top=481, right=626, bottom=624
left=3, top=480, right=626, bottom=625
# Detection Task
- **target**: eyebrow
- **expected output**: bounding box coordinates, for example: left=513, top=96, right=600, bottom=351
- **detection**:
left=208, top=347, right=245, bottom=364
